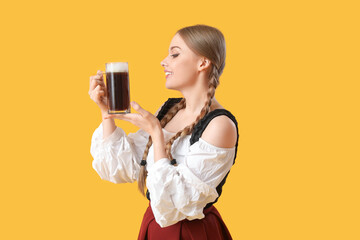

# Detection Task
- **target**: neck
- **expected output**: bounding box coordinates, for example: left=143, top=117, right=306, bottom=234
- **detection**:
left=180, top=76, right=214, bottom=116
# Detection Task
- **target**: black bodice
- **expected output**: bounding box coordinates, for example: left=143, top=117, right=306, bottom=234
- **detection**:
left=146, top=97, right=239, bottom=209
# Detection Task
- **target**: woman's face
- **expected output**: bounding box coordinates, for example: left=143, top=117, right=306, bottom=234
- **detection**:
left=160, top=33, right=203, bottom=91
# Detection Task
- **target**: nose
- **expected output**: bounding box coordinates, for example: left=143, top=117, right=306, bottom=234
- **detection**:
left=160, top=57, right=167, bottom=67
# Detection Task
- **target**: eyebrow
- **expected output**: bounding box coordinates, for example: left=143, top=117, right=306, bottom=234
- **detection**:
left=169, top=46, right=181, bottom=51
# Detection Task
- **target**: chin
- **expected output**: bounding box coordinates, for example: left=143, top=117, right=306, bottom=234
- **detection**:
left=165, top=85, right=178, bottom=91
left=165, top=80, right=177, bottom=90
left=165, top=77, right=190, bottom=91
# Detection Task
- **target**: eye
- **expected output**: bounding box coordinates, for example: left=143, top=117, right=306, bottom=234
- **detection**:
left=170, top=53, right=179, bottom=58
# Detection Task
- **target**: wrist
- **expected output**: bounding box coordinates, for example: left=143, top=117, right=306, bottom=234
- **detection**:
left=151, top=126, right=167, bottom=162
left=101, top=110, right=114, bottom=122
left=151, top=124, right=163, bottom=141
left=152, top=141, right=167, bottom=162
left=100, top=108, right=108, bottom=116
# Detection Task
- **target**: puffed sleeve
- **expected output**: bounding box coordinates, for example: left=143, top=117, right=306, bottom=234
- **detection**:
left=90, top=122, right=150, bottom=184
left=146, top=138, right=236, bottom=228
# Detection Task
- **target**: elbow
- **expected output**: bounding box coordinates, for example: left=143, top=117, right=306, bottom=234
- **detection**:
left=92, top=159, right=134, bottom=184
left=96, top=171, right=128, bottom=184
left=109, top=173, right=134, bottom=184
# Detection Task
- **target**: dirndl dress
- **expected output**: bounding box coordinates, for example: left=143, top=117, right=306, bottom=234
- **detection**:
left=137, top=97, right=239, bottom=240
left=137, top=201, right=233, bottom=240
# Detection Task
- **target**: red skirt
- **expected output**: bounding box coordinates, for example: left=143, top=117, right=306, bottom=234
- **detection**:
left=138, top=202, right=232, bottom=240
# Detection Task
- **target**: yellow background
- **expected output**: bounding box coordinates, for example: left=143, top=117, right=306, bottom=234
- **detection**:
left=1, top=0, right=359, bottom=239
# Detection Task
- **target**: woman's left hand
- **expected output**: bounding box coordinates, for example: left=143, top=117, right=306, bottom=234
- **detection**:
left=103, top=101, right=161, bottom=137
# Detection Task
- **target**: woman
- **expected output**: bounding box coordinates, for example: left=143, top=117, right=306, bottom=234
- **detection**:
left=89, top=24, right=239, bottom=239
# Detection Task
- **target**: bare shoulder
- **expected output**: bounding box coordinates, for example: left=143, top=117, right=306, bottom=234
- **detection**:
left=201, top=114, right=237, bottom=149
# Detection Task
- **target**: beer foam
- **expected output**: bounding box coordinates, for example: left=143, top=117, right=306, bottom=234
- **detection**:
left=106, top=62, right=128, bottom=72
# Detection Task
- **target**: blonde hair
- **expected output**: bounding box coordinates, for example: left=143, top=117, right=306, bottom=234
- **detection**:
left=138, top=24, right=226, bottom=196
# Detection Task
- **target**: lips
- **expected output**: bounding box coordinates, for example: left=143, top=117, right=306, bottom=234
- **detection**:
left=164, top=70, right=173, bottom=78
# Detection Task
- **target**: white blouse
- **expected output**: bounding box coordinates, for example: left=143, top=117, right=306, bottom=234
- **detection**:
left=90, top=122, right=236, bottom=228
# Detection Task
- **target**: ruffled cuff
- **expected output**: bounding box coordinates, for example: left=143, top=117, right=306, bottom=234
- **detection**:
left=96, top=123, right=125, bottom=144
left=90, top=123, right=125, bottom=159
left=90, top=123, right=140, bottom=183
left=146, top=158, right=218, bottom=227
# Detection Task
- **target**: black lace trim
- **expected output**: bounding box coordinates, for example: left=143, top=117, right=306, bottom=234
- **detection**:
left=156, top=97, right=183, bottom=121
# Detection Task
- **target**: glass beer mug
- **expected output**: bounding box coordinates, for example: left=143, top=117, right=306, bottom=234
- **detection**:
left=104, top=62, right=131, bottom=114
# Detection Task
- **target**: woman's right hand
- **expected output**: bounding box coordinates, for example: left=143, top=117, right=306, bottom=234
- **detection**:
left=89, top=70, right=108, bottom=113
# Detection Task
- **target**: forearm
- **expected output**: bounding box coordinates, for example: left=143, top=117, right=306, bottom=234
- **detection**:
left=101, top=110, right=116, bottom=139
left=151, top=128, right=167, bottom=162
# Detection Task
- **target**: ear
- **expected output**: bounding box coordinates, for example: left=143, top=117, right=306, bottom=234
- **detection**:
left=198, top=57, right=211, bottom=72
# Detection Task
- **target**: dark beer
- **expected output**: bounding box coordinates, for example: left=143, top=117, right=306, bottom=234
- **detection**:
left=106, top=71, right=130, bottom=114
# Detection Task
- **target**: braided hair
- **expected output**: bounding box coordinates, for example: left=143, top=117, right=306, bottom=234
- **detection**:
left=138, top=24, right=226, bottom=196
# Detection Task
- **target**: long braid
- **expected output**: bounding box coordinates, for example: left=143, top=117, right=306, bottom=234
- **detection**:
left=137, top=98, right=186, bottom=196
left=137, top=136, right=152, bottom=196
left=160, top=98, right=187, bottom=128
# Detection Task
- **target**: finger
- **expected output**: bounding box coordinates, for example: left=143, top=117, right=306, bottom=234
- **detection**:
left=90, top=85, right=102, bottom=100
left=96, top=89, right=105, bottom=97
left=131, top=101, right=149, bottom=117
left=90, top=73, right=103, bottom=85
left=89, top=76, right=96, bottom=91
left=93, top=75, right=103, bottom=81
left=92, top=86, right=103, bottom=102
left=96, top=79, right=105, bottom=87
left=90, top=91, right=100, bottom=104
left=97, top=70, right=104, bottom=80
left=89, top=76, right=101, bottom=91
left=89, top=80, right=105, bottom=94
left=90, top=74, right=102, bottom=81
left=95, top=85, right=101, bottom=91
left=104, top=114, right=127, bottom=120
left=90, top=78, right=104, bottom=87
left=104, top=113, right=136, bottom=122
